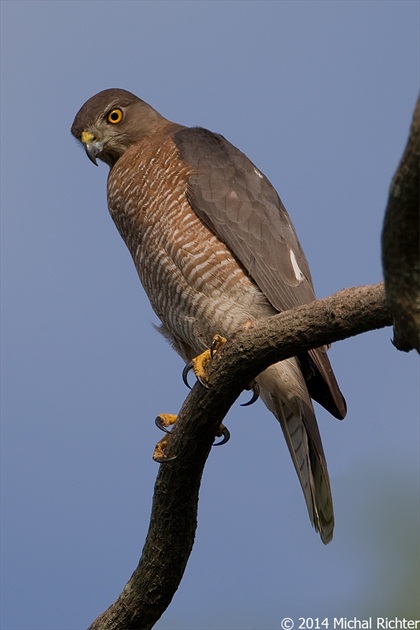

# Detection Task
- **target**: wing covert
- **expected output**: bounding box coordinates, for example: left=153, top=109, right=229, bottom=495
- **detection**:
left=174, top=127, right=316, bottom=311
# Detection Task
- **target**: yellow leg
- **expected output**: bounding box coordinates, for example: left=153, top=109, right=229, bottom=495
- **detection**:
left=191, top=334, right=227, bottom=386
left=156, top=413, right=177, bottom=429
left=153, top=409, right=230, bottom=463
left=153, top=337, right=231, bottom=463
left=153, top=414, right=178, bottom=462
left=153, top=434, right=170, bottom=462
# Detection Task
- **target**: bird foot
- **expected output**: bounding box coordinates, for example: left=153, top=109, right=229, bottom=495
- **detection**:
left=182, top=333, right=229, bottom=388
left=153, top=412, right=230, bottom=463
left=182, top=334, right=259, bottom=406
left=153, top=434, right=175, bottom=463
left=153, top=414, right=178, bottom=462
left=184, top=334, right=228, bottom=387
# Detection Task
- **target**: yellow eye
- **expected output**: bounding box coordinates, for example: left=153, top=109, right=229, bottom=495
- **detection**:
left=107, top=108, right=123, bottom=124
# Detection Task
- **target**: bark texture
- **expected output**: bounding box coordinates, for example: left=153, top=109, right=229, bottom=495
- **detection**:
left=88, top=283, right=392, bottom=630
left=382, top=95, right=420, bottom=352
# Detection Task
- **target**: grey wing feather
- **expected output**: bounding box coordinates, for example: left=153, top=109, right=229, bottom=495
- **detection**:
left=175, top=127, right=315, bottom=310
left=174, top=127, right=346, bottom=419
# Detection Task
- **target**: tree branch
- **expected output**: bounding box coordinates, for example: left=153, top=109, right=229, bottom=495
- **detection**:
left=382, top=94, right=420, bottom=352
left=88, top=282, right=391, bottom=630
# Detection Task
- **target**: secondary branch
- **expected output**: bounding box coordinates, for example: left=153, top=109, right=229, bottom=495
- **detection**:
left=88, top=282, right=391, bottom=630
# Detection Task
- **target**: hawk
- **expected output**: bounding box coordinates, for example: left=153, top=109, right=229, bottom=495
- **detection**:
left=71, top=88, right=346, bottom=544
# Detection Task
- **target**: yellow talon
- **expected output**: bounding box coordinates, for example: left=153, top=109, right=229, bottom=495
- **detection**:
left=191, top=348, right=212, bottom=385
left=156, top=413, right=177, bottom=429
left=152, top=414, right=178, bottom=462
left=191, top=335, right=227, bottom=386
left=153, top=434, right=170, bottom=462
left=153, top=405, right=230, bottom=462
left=154, top=338, right=229, bottom=462
left=210, top=334, right=228, bottom=356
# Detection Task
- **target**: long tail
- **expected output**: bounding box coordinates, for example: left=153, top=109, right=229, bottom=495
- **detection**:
left=256, top=359, right=334, bottom=544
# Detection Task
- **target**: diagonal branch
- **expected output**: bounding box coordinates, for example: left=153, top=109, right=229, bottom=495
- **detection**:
left=88, top=282, right=392, bottom=630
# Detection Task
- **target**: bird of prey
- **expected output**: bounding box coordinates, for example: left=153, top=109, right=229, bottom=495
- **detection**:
left=71, top=88, right=346, bottom=544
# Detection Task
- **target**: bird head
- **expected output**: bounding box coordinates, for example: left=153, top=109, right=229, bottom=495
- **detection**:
left=71, top=88, right=165, bottom=168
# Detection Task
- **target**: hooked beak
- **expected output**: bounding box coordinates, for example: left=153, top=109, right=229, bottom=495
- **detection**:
left=81, top=131, right=104, bottom=166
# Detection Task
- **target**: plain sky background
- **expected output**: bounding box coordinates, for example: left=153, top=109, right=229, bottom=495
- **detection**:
left=1, top=1, right=419, bottom=629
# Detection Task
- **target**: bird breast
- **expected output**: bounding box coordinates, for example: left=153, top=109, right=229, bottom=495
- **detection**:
left=107, top=135, right=275, bottom=356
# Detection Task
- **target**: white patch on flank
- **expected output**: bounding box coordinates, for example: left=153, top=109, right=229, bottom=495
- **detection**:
left=289, top=249, right=305, bottom=283
left=254, top=167, right=263, bottom=179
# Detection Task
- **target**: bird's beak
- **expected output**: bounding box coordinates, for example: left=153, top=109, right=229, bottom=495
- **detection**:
left=81, top=130, right=104, bottom=166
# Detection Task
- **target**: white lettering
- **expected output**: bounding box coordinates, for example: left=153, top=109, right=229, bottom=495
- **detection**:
left=333, top=619, right=372, bottom=630
left=377, top=620, right=420, bottom=630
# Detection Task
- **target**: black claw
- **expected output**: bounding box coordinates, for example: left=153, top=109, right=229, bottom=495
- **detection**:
left=240, top=382, right=260, bottom=407
left=210, top=334, right=224, bottom=358
left=196, top=374, right=211, bottom=389
left=155, top=416, right=172, bottom=434
left=213, top=426, right=230, bottom=446
left=182, top=360, right=210, bottom=389
left=182, top=361, right=193, bottom=389
left=154, top=454, right=178, bottom=464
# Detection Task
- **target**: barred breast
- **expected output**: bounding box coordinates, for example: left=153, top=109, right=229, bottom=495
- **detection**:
left=107, top=133, right=275, bottom=360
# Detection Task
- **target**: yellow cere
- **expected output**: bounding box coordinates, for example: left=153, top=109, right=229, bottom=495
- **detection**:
left=81, top=130, right=95, bottom=144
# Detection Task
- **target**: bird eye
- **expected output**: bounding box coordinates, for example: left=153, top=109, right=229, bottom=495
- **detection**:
left=107, top=108, right=123, bottom=124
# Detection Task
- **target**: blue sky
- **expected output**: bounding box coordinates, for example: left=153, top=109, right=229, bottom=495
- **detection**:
left=1, top=1, right=419, bottom=629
